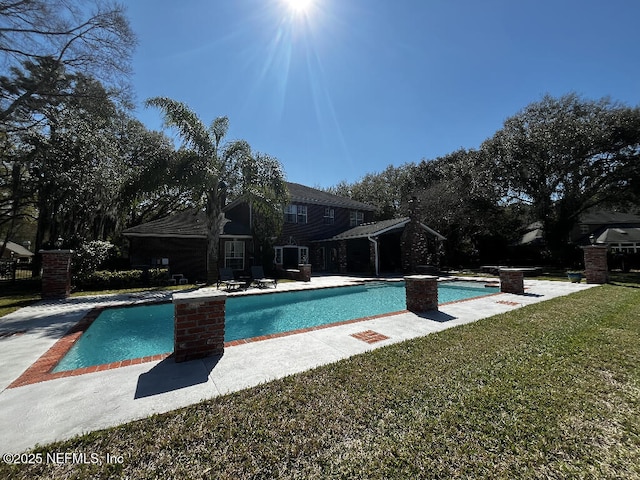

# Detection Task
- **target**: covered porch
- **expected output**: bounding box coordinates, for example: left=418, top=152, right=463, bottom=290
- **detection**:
left=312, top=217, right=446, bottom=276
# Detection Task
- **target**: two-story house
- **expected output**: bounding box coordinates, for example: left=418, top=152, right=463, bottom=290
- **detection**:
left=123, top=182, right=445, bottom=281
left=274, top=182, right=377, bottom=271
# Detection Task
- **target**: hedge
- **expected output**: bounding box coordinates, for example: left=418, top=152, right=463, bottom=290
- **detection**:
left=73, top=268, right=170, bottom=291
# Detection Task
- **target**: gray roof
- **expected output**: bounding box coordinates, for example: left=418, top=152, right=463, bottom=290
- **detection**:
left=317, top=217, right=445, bottom=241
left=596, top=227, right=640, bottom=244
left=517, top=227, right=544, bottom=246
left=122, top=210, right=251, bottom=238
left=287, top=182, right=376, bottom=211
left=2, top=241, right=34, bottom=257
left=123, top=183, right=377, bottom=239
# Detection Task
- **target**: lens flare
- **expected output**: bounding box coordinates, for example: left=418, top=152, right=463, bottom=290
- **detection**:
left=282, top=0, right=314, bottom=14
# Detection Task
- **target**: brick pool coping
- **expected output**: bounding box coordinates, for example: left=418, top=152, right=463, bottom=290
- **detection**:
left=8, top=289, right=503, bottom=389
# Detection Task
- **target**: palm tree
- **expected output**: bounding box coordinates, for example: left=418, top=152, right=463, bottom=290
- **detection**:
left=145, top=97, right=288, bottom=283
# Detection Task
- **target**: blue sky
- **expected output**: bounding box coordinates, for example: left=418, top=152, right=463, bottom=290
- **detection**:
left=127, top=0, right=640, bottom=188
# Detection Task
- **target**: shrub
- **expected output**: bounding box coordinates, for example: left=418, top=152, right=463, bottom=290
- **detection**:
left=73, top=241, right=117, bottom=280
left=73, top=268, right=170, bottom=291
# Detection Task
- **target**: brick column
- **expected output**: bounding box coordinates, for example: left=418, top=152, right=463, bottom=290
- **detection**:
left=582, top=245, right=608, bottom=284
left=298, top=264, right=312, bottom=282
left=404, top=275, right=438, bottom=312
left=40, top=250, right=73, bottom=299
left=499, top=268, right=524, bottom=294
left=173, top=289, right=226, bottom=363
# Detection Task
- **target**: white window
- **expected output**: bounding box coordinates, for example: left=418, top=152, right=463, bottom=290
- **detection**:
left=224, top=240, right=244, bottom=270
left=299, top=246, right=309, bottom=264
left=284, top=205, right=297, bottom=223
left=284, top=204, right=307, bottom=224
left=324, top=207, right=335, bottom=225
left=297, top=205, right=307, bottom=224
left=350, top=210, right=364, bottom=227
left=613, top=243, right=638, bottom=253
left=579, top=224, right=589, bottom=235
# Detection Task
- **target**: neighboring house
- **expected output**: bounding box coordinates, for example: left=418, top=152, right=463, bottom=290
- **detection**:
left=572, top=210, right=640, bottom=252
left=0, top=241, right=34, bottom=280
left=518, top=210, right=640, bottom=251
left=123, top=182, right=445, bottom=280
left=1, top=241, right=34, bottom=262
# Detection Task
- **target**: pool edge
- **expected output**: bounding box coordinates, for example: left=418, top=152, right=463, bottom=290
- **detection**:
left=7, top=282, right=503, bottom=388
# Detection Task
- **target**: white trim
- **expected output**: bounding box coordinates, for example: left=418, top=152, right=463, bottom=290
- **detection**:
left=374, top=218, right=410, bottom=236
left=419, top=222, right=447, bottom=241
left=219, top=235, right=253, bottom=239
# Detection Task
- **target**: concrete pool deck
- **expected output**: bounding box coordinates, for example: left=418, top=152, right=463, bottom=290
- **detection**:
left=0, top=276, right=596, bottom=454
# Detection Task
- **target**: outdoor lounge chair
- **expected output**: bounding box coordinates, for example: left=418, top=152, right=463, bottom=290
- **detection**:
left=217, top=268, right=244, bottom=291
left=251, top=266, right=277, bottom=289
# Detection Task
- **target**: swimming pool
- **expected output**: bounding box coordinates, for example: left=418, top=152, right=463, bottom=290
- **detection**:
left=52, top=281, right=498, bottom=372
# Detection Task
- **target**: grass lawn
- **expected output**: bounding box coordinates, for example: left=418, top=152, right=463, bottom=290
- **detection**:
left=2, top=283, right=639, bottom=479
left=0, top=293, right=41, bottom=319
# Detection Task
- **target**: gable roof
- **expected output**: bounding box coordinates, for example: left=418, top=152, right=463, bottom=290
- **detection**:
left=221, top=181, right=377, bottom=212
left=596, top=227, right=640, bottom=244
left=2, top=241, right=34, bottom=258
left=123, top=182, right=377, bottom=239
left=122, top=210, right=251, bottom=238
left=286, top=182, right=376, bottom=211
left=316, top=217, right=446, bottom=241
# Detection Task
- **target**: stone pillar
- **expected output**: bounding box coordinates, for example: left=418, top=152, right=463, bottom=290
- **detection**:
left=404, top=275, right=438, bottom=312
left=40, top=250, right=73, bottom=299
left=499, top=268, right=524, bottom=294
left=173, top=289, right=226, bottom=363
left=582, top=245, right=608, bottom=284
left=298, top=264, right=312, bottom=282
left=401, top=219, right=431, bottom=273
left=338, top=240, right=348, bottom=274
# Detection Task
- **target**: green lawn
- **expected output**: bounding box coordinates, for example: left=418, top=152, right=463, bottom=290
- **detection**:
left=0, top=293, right=41, bottom=318
left=2, top=283, right=639, bottom=479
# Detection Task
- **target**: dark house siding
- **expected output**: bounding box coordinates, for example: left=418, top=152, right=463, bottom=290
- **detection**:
left=225, top=202, right=251, bottom=227
left=128, top=236, right=208, bottom=283
left=278, top=204, right=374, bottom=245
left=276, top=204, right=375, bottom=272
left=123, top=183, right=381, bottom=278
left=127, top=236, right=255, bottom=282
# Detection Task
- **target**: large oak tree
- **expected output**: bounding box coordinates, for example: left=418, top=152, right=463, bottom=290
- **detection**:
left=483, top=93, right=640, bottom=260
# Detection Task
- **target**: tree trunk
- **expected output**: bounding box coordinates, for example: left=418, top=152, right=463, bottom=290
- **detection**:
left=205, top=187, right=224, bottom=285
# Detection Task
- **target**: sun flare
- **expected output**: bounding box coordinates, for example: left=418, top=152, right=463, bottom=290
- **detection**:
left=282, top=0, right=314, bottom=14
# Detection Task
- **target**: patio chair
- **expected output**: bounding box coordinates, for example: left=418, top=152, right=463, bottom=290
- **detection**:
left=251, top=266, right=277, bottom=289
left=217, top=268, right=244, bottom=291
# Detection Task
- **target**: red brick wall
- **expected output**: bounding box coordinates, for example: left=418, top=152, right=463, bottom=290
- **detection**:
left=500, top=269, right=524, bottom=294
left=40, top=250, right=73, bottom=299
left=299, top=264, right=311, bottom=282
left=405, top=275, right=438, bottom=312
left=173, top=290, right=227, bottom=363
left=583, top=246, right=608, bottom=284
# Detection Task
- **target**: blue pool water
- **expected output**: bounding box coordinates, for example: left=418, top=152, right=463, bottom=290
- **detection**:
left=53, top=281, right=497, bottom=372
